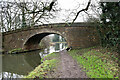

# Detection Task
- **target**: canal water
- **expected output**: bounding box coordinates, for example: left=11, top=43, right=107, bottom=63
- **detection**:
left=1, top=43, right=67, bottom=78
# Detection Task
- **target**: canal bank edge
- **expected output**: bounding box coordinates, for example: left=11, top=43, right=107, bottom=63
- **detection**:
left=24, top=52, right=60, bottom=78
left=1, top=48, right=43, bottom=54
left=24, top=46, right=119, bottom=79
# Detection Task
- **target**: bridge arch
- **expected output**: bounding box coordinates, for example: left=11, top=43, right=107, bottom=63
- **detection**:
left=23, top=29, right=68, bottom=50
left=3, top=23, right=100, bottom=52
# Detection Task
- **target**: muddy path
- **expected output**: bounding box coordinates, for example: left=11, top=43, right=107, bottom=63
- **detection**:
left=55, top=50, right=88, bottom=78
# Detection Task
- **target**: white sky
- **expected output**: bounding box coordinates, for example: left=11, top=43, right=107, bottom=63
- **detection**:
left=53, top=0, right=101, bottom=23
left=58, top=0, right=81, bottom=9
left=56, top=0, right=88, bottom=22
left=1, top=0, right=100, bottom=23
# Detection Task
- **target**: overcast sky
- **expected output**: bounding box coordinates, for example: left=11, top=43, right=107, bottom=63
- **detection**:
left=56, top=0, right=85, bottom=22
left=0, top=0, right=100, bottom=23
left=1, top=0, right=118, bottom=23
left=53, top=0, right=101, bottom=23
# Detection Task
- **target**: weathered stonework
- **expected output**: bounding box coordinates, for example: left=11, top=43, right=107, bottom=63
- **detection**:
left=2, top=23, right=100, bottom=52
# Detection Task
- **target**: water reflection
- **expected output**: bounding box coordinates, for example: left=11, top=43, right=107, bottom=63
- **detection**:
left=40, top=43, right=67, bottom=58
left=1, top=43, right=67, bottom=78
left=2, top=72, right=23, bottom=78
left=2, top=51, right=41, bottom=78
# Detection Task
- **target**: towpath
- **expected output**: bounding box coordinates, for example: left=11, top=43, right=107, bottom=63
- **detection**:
left=56, top=50, right=88, bottom=78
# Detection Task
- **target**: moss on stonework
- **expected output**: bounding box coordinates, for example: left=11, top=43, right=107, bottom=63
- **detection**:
left=8, top=48, right=23, bottom=54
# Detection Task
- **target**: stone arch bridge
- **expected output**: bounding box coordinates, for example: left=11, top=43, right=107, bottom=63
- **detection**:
left=2, top=23, right=100, bottom=52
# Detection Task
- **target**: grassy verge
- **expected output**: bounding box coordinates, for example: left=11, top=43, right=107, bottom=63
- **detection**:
left=24, top=52, right=60, bottom=78
left=69, top=46, right=119, bottom=78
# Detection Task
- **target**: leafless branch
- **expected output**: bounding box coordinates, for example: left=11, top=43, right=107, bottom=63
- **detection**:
left=71, top=0, right=91, bottom=24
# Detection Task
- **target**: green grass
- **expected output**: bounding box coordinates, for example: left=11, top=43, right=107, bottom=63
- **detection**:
left=24, top=59, right=57, bottom=78
left=69, top=47, right=119, bottom=78
left=24, top=52, right=59, bottom=78
left=41, top=52, right=57, bottom=62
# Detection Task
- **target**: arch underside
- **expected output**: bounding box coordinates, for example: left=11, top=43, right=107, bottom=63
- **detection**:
left=24, top=33, right=51, bottom=50
left=24, top=33, right=67, bottom=50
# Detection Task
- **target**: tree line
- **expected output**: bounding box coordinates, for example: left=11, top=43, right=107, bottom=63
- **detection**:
left=83, top=1, right=120, bottom=53
left=0, top=0, right=58, bottom=32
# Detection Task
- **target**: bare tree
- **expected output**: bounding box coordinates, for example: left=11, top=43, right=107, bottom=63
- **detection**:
left=71, top=0, right=91, bottom=24
left=0, top=1, right=22, bottom=31
left=16, top=0, right=58, bottom=27
left=84, top=0, right=101, bottom=23
left=61, top=0, right=92, bottom=26
left=0, top=0, right=59, bottom=32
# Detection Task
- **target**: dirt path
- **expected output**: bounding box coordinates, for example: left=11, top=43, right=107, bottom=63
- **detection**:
left=56, top=50, right=88, bottom=78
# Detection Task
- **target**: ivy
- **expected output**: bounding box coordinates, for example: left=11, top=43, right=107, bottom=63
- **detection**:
left=99, top=2, right=120, bottom=53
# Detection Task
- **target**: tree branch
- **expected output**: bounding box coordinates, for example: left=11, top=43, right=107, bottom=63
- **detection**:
left=71, top=0, right=91, bottom=24
left=27, top=0, right=56, bottom=14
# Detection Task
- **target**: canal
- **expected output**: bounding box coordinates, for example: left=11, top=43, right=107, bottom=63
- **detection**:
left=1, top=43, right=67, bottom=78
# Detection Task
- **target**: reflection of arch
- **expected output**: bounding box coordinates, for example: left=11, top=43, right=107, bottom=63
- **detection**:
left=23, top=29, right=67, bottom=50
left=2, top=51, right=41, bottom=75
left=24, top=50, right=41, bottom=68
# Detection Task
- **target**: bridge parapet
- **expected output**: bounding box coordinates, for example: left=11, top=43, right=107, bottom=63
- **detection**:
left=2, top=22, right=96, bottom=35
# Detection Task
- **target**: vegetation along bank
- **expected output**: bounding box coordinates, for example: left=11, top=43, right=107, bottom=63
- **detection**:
left=24, top=52, right=60, bottom=78
left=69, top=46, right=119, bottom=78
left=24, top=46, right=119, bottom=79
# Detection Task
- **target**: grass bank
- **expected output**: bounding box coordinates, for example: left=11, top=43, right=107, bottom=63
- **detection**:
left=24, top=52, right=60, bottom=78
left=69, top=46, right=119, bottom=78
